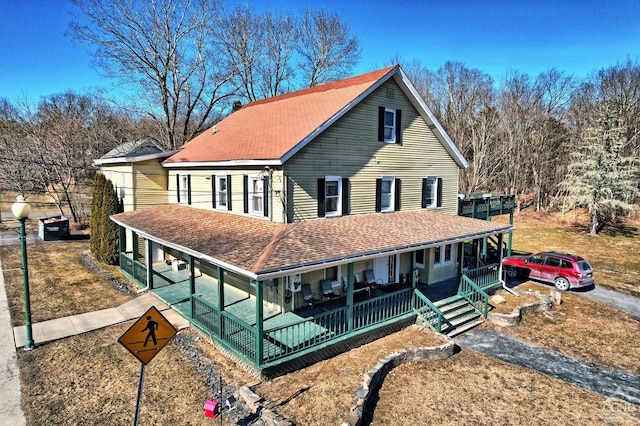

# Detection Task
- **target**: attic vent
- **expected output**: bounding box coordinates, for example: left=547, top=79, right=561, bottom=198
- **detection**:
left=386, top=88, right=395, bottom=99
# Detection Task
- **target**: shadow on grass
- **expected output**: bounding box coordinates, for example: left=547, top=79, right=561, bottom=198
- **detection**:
left=572, top=218, right=638, bottom=238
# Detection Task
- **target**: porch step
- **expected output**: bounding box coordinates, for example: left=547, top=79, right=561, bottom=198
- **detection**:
left=435, top=295, right=484, bottom=336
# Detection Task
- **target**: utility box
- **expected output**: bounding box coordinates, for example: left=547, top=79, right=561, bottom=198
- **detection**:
left=38, top=216, right=69, bottom=241
left=203, top=400, right=220, bottom=419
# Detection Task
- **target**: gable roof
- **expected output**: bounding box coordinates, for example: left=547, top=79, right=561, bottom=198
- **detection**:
left=112, top=205, right=511, bottom=280
left=93, top=138, right=176, bottom=165
left=163, top=65, right=468, bottom=168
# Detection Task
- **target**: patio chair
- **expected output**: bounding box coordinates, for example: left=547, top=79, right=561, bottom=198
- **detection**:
left=301, top=283, right=321, bottom=314
left=363, top=269, right=383, bottom=286
left=321, top=279, right=340, bottom=309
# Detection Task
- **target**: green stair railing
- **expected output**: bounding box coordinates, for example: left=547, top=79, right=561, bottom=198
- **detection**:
left=412, top=290, right=443, bottom=332
left=458, top=275, right=489, bottom=318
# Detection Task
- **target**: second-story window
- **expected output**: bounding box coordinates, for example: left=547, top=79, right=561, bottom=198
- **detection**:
left=318, top=177, right=349, bottom=217
left=212, top=175, right=231, bottom=211
left=177, top=174, right=191, bottom=205
left=378, top=107, right=402, bottom=144
left=422, top=176, right=442, bottom=208
left=244, top=174, right=268, bottom=217
left=376, top=176, right=401, bottom=212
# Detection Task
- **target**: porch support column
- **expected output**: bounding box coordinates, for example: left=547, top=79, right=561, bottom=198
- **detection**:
left=346, top=263, right=354, bottom=333
left=498, top=233, right=505, bottom=280
left=410, top=252, right=417, bottom=288
left=146, top=239, right=153, bottom=290
left=188, top=255, right=196, bottom=295
left=132, top=233, right=139, bottom=281
left=255, top=280, right=264, bottom=367
left=507, top=212, right=514, bottom=255
left=118, top=226, right=125, bottom=254
left=216, top=266, right=225, bottom=336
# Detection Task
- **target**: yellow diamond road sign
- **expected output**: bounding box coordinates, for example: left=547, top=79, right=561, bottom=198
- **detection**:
left=119, top=306, right=178, bottom=365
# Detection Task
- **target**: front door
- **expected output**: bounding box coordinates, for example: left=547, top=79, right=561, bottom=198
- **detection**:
left=373, top=255, right=398, bottom=284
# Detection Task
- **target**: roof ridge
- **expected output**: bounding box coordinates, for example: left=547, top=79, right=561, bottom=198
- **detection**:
left=244, top=65, right=398, bottom=109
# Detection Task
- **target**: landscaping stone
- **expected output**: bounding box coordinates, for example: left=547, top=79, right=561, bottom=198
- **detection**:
left=490, top=294, right=507, bottom=305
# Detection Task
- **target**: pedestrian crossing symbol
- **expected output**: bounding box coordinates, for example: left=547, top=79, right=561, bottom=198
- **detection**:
left=118, top=306, right=178, bottom=365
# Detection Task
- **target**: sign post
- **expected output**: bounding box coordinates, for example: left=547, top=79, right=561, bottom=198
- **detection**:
left=119, top=306, right=178, bottom=426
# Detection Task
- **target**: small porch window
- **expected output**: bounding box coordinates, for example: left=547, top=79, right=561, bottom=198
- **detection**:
left=434, top=244, right=453, bottom=267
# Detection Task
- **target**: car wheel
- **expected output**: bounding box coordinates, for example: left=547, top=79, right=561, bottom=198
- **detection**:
left=506, top=267, right=519, bottom=278
left=554, top=277, right=570, bottom=291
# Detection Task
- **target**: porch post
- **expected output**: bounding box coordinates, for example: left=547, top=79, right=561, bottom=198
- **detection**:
left=118, top=226, right=125, bottom=254
left=346, top=263, right=354, bottom=332
left=507, top=212, right=514, bottom=255
left=132, top=233, right=139, bottom=280
left=498, top=233, right=505, bottom=279
left=146, top=239, right=153, bottom=290
left=216, top=266, right=225, bottom=337
left=188, top=255, right=196, bottom=294
left=255, top=280, right=264, bottom=366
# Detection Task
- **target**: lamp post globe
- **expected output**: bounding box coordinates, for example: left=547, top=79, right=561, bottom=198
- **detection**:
left=12, top=195, right=34, bottom=350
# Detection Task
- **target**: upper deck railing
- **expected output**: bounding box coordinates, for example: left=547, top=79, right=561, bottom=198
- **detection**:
left=458, top=194, right=516, bottom=219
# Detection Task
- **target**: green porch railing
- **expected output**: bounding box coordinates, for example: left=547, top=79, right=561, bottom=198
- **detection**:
left=458, top=275, right=489, bottom=318
left=262, top=307, right=348, bottom=362
left=119, top=252, right=147, bottom=285
left=191, top=295, right=256, bottom=363
left=412, top=290, right=443, bottom=332
left=458, top=194, right=515, bottom=218
left=353, top=288, right=413, bottom=331
left=464, top=263, right=501, bottom=290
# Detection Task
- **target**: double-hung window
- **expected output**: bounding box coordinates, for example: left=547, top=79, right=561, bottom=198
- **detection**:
left=318, top=176, right=349, bottom=217
left=434, top=244, right=453, bottom=267
left=213, top=175, right=231, bottom=210
left=422, top=176, right=442, bottom=208
left=376, top=176, right=401, bottom=212
left=250, top=175, right=264, bottom=215
left=324, top=176, right=342, bottom=217
left=177, top=174, right=191, bottom=205
left=378, top=107, right=402, bottom=144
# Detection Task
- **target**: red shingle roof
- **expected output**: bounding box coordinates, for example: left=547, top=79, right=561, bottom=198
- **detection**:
left=112, top=205, right=513, bottom=278
left=163, top=66, right=397, bottom=164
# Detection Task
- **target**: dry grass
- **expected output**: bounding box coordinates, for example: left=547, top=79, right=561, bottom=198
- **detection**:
left=489, top=289, right=541, bottom=314
left=0, top=241, right=133, bottom=325
left=502, top=282, right=640, bottom=374
left=497, top=209, right=640, bottom=297
left=18, top=325, right=235, bottom=426
left=371, top=350, right=639, bottom=426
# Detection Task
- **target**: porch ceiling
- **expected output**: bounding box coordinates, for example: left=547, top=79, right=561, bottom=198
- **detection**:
left=112, top=205, right=513, bottom=278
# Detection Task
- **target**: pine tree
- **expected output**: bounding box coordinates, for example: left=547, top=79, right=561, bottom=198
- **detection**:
left=99, top=180, right=122, bottom=265
left=90, top=173, right=107, bottom=257
left=561, top=100, right=639, bottom=235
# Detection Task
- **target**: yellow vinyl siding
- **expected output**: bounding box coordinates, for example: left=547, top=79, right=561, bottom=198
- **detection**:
left=133, top=160, right=167, bottom=211
left=167, top=169, right=286, bottom=223
left=285, top=79, right=460, bottom=221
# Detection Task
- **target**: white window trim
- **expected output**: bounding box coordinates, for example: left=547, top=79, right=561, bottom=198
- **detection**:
left=425, top=176, right=439, bottom=209
left=384, top=108, right=396, bottom=143
left=415, top=249, right=425, bottom=268
left=216, top=174, right=228, bottom=211
left=433, top=244, right=453, bottom=268
left=249, top=174, right=264, bottom=216
left=178, top=174, right=189, bottom=205
left=380, top=175, right=395, bottom=212
left=325, top=176, right=342, bottom=217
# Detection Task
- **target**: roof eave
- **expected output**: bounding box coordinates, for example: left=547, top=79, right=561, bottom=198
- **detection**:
left=163, top=159, right=283, bottom=168
left=93, top=150, right=178, bottom=166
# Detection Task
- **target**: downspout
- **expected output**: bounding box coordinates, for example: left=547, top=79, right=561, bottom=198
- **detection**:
left=498, top=232, right=518, bottom=296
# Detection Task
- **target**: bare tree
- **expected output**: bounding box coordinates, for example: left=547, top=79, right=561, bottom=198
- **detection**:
left=258, top=11, right=298, bottom=98
left=297, top=9, right=360, bottom=87
left=69, top=0, right=235, bottom=149
left=0, top=98, right=38, bottom=195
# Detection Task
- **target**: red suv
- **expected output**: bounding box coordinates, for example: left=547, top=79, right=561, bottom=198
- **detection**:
left=502, top=251, right=594, bottom=291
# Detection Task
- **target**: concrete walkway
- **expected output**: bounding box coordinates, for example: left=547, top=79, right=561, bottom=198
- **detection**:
left=456, top=328, right=640, bottom=406
left=0, top=258, right=25, bottom=425
left=13, top=293, right=190, bottom=348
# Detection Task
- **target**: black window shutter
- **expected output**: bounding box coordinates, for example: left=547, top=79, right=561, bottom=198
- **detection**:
left=421, top=178, right=428, bottom=208
left=342, top=178, right=350, bottom=215
left=187, top=175, right=192, bottom=205
left=317, top=178, right=326, bottom=217
left=394, top=178, right=401, bottom=211
left=211, top=176, right=216, bottom=208
left=176, top=174, right=181, bottom=203
left=437, top=177, right=443, bottom=207
left=227, top=175, right=232, bottom=210
left=263, top=177, right=269, bottom=217
left=243, top=175, right=249, bottom=213
left=375, top=178, right=382, bottom=212
left=378, top=107, right=385, bottom=141
left=395, top=109, right=402, bottom=144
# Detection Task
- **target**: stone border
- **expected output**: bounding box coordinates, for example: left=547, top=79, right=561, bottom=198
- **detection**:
left=343, top=326, right=455, bottom=426
left=237, top=386, right=294, bottom=426
left=488, top=292, right=552, bottom=327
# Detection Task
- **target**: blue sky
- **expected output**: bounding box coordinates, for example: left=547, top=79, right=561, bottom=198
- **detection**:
left=1, top=0, right=639, bottom=102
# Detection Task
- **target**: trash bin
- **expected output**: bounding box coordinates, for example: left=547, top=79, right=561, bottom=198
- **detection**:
left=38, top=216, right=70, bottom=241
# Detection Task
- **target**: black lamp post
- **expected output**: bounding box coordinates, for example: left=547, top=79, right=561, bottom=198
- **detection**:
left=12, top=195, right=34, bottom=350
